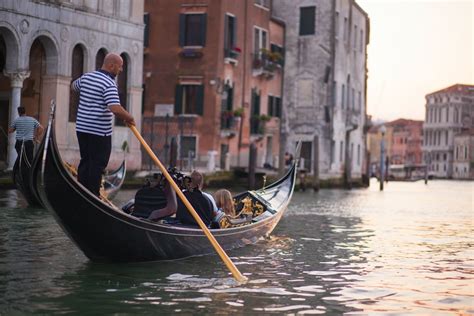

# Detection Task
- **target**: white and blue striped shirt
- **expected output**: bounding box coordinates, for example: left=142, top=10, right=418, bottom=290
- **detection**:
left=10, top=116, right=40, bottom=141
left=72, top=70, right=120, bottom=136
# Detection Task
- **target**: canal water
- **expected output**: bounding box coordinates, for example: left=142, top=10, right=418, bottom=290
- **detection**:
left=0, top=180, right=472, bottom=315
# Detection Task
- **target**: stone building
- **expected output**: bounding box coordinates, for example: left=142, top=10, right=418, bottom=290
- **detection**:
left=422, top=84, right=474, bottom=178
left=272, top=0, right=370, bottom=184
left=142, top=0, right=284, bottom=171
left=0, top=0, right=144, bottom=171
left=452, top=129, right=474, bottom=179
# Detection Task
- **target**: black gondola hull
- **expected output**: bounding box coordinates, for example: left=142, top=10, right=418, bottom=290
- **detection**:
left=36, top=110, right=296, bottom=263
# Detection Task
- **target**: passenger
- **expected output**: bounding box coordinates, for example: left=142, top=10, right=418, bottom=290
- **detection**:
left=148, top=179, right=177, bottom=221
left=175, top=170, right=215, bottom=226
left=214, top=189, right=236, bottom=218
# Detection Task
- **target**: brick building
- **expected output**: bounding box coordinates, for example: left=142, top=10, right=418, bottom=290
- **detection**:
left=0, top=0, right=144, bottom=170
left=386, top=119, right=423, bottom=166
left=142, top=0, right=284, bottom=171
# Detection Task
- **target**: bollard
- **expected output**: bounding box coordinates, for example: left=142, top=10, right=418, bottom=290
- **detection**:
left=248, top=143, right=256, bottom=189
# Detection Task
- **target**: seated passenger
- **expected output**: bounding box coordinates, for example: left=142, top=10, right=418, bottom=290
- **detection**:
left=214, top=189, right=236, bottom=218
left=148, top=179, right=177, bottom=221
left=175, top=170, right=214, bottom=226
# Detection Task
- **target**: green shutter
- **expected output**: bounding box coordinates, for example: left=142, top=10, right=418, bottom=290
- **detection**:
left=174, top=84, right=183, bottom=115
left=224, top=15, right=229, bottom=53
left=227, top=86, right=233, bottom=111
left=200, top=14, right=207, bottom=46
left=232, top=16, right=237, bottom=47
left=268, top=96, right=273, bottom=116
left=179, top=14, right=186, bottom=46
left=196, top=85, right=204, bottom=115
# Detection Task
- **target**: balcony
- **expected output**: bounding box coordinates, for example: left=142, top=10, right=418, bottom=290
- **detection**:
left=252, top=49, right=283, bottom=79
left=224, top=47, right=241, bottom=65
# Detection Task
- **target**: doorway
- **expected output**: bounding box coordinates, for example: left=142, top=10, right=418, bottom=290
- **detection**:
left=300, top=141, right=312, bottom=172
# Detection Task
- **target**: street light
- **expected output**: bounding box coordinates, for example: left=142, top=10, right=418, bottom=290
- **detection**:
left=380, top=125, right=386, bottom=191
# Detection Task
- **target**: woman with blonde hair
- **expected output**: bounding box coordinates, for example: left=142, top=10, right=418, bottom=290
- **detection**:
left=214, top=189, right=235, bottom=217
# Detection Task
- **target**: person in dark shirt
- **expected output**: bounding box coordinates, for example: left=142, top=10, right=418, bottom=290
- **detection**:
left=175, top=170, right=214, bottom=227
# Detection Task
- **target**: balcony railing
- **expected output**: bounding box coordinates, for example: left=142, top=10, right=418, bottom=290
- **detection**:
left=252, top=49, right=283, bottom=77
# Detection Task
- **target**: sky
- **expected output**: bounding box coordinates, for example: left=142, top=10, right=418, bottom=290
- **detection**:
left=356, top=0, right=473, bottom=122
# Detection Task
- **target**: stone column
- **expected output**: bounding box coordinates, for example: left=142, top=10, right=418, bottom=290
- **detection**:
left=4, top=71, right=30, bottom=169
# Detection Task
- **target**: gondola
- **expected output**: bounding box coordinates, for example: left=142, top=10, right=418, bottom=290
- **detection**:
left=14, top=144, right=126, bottom=207
left=33, top=106, right=297, bottom=263
left=12, top=141, right=43, bottom=207
left=102, top=160, right=126, bottom=199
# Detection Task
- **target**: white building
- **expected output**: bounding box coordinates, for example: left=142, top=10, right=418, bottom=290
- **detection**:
left=272, top=0, right=370, bottom=185
left=0, top=0, right=144, bottom=170
left=422, top=84, right=474, bottom=178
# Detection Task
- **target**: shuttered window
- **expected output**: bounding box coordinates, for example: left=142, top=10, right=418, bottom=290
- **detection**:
left=268, top=96, right=282, bottom=118
left=179, top=14, right=207, bottom=47
left=144, top=13, right=150, bottom=48
left=224, top=14, right=237, bottom=57
left=174, top=84, right=204, bottom=115
left=299, top=6, right=316, bottom=36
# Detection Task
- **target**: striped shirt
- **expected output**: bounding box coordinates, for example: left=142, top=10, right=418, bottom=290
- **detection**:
left=10, top=116, right=40, bottom=141
left=72, top=70, right=120, bottom=136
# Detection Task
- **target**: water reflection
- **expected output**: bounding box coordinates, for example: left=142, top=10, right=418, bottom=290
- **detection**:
left=0, top=180, right=472, bottom=314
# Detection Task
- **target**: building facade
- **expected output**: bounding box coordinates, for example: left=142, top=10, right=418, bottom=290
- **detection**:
left=142, top=0, right=284, bottom=171
left=452, top=129, right=474, bottom=179
left=272, top=0, right=370, bottom=183
left=0, top=0, right=144, bottom=170
left=386, top=119, right=423, bottom=166
left=422, top=84, right=474, bottom=178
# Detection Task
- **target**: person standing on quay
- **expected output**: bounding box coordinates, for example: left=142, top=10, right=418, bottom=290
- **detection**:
left=71, top=53, right=135, bottom=197
left=8, top=106, right=44, bottom=164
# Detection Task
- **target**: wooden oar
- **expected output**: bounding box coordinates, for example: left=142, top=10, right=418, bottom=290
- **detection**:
left=129, top=125, right=248, bottom=283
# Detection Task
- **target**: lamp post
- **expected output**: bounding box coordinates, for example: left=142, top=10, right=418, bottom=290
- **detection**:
left=379, top=125, right=386, bottom=191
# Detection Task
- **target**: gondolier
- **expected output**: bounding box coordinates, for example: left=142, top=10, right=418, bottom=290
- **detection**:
left=8, top=106, right=44, bottom=165
left=71, top=53, right=135, bottom=197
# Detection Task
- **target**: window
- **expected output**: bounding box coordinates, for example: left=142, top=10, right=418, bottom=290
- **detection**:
left=268, top=95, right=282, bottom=118
left=69, top=45, right=84, bottom=122
left=95, top=48, right=107, bottom=70
left=335, top=12, right=339, bottom=39
left=352, top=88, right=355, bottom=109
left=445, top=130, right=448, bottom=145
left=330, top=140, right=335, bottom=164
left=224, top=14, right=237, bottom=58
left=174, top=84, right=204, bottom=115
left=270, top=43, right=284, bottom=66
left=353, top=25, right=357, bottom=51
left=179, top=13, right=207, bottom=47
left=254, top=27, right=267, bottom=56
left=179, top=135, right=196, bottom=160
left=341, top=84, right=345, bottom=108
left=116, top=53, right=129, bottom=126
left=340, top=140, right=344, bottom=162
left=357, top=144, right=360, bottom=165
left=299, top=6, right=316, bottom=36
left=333, top=81, right=337, bottom=106
left=144, top=13, right=150, bottom=48
left=360, top=30, right=364, bottom=52
left=254, top=0, right=270, bottom=9
left=358, top=91, right=362, bottom=110
left=343, top=17, right=348, bottom=42
left=221, top=84, right=234, bottom=129
left=250, top=89, right=261, bottom=134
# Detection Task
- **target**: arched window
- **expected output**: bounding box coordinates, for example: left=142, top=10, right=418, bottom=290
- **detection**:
left=69, top=44, right=84, bottom=122
left=95, top=48, right=107, bottom=70
left=116, top=53, right=129, bottom=126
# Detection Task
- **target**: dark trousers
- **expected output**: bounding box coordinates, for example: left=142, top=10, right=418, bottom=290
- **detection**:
left=15, top=140, right=34, bottom=164
left=77, top=132, right=111, bottom=197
